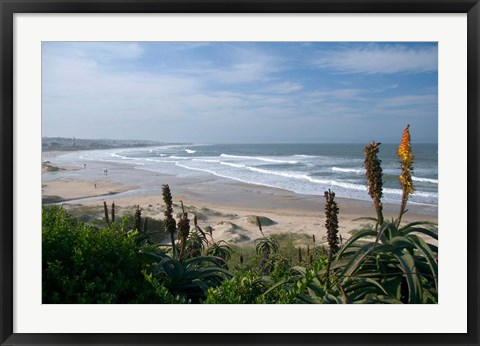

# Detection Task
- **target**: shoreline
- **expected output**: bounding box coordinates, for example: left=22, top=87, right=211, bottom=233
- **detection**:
left=42, top=153, right=437, bottom=245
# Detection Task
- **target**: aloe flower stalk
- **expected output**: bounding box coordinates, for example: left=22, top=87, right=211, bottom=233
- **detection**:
left=193, top=214, right=207, bottom=240
left=324, top=190, right=340, bottom=285
left=134, top=205, right=142, bottom=232
left=177, top=201, right=190, bottom=257
left=103, top=201, right=110, bottom=226
left=397, top=125, right=414, bottom=226
left=111, top=202, right=115, bottom=224
left=307, top=245, right=313, bottom=265
left=256, top=216, right=266, bottom=238
left=364, top=141, right=384, bottom=226
left=162, top=184, right=177, bottom=257
left=297, top=247, right=302, bottom=264
left=324, top=189, right=340, bottom=255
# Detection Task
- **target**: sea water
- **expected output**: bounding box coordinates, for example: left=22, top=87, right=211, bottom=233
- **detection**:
left=55, top=143, right=438, bottom=206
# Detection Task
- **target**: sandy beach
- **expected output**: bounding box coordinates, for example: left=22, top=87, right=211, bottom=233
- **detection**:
left=42, top=151, right=438, bottom=246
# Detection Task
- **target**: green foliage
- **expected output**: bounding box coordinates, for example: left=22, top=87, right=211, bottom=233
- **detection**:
left=142, top=271, right=188, bottom=304
left=205, top=240, right=232, bottom=262
left=204, top=258, right=329, bottom=304
left=204, top=272, right=270, bottom=304
left=332, top=220, right=438, bottom=304
left=42, top=206, right=167, bottom=303
left=43, top=205, right=437, bottom=304
left=255, top=237, right=279, bottom=257
left=185, top=229, right=208, bottom=258
left=142, top=249, right=232, bottom=302
left=255, top=237, right=282, bottom=274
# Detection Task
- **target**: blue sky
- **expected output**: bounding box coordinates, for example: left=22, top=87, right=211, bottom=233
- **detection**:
left=42, top=42, right=438, bottom=143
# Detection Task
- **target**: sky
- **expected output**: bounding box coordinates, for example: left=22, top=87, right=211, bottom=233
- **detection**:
left=42, top=42, right=438, bottom=143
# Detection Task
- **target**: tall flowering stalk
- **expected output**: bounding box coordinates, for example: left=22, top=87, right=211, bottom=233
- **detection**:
left=364, top=141, right=384, bottom=227
left=397, top=125, right=414, bottom=226
left=324, top=189, right=340, bottom=255
left=177, top=201, right=190, bottom=258
left=103, top=201, right=110, bottom=226
left=134, top=205, right=142, bottom=232
left=324, top=189, right=340, bottom=286
left=111, top=202, right=115, bottom=224
left=162, top=184, right=177, bottom=257
left=256, top=216, right=266, bottom=238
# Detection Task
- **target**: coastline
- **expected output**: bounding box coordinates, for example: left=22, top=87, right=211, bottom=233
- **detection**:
left=42, top=152, right=437, bottom=245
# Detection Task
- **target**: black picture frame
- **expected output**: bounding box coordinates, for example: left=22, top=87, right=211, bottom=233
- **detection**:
left=1, top=1, right=479, bottom=345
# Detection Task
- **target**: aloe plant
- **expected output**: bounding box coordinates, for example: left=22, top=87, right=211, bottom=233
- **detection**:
left=206, top=240, right=232, bottom=262
left=333, top=220, right=438, bottom=303
left=255, top=237, right=279, bottom=258
left=142, top=249, right=232, bottom=302
left=291, top=125, right=437, bottom=304
left=185, top=229, right=208, bottom=258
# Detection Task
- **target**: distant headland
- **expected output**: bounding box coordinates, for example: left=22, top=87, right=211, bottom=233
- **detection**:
left=42, top=137, right=180, bottom=152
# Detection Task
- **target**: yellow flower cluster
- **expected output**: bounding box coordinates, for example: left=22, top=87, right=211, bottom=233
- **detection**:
left=398, top=125, right=413, bottom=162
left=397, top=125, right=414, bottom=195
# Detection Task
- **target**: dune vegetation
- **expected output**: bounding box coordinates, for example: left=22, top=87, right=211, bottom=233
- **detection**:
left=42, top=126, right=438, bottom=304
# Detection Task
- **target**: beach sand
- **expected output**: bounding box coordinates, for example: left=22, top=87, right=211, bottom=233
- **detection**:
left=42, top=179, right=134, bottom=203
left=42, top=154, right=438, bottom=246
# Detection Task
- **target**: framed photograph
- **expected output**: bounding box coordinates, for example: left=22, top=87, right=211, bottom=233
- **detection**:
left=1, top=0, right=479, bottom=345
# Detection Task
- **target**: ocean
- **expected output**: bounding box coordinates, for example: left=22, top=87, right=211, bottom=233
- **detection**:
left=58, top=143, right=438, bottom=206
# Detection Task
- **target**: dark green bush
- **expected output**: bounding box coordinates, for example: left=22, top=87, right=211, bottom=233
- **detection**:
left=42, top=206, right=168, bottom=303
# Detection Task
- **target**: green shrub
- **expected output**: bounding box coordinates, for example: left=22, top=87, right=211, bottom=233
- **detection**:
left=42, top=206, right=166, bottom=303
left=204, top=272, right=269, bottom=304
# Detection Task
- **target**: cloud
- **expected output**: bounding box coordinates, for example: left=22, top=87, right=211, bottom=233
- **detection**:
left=308, top=88, right=366, bottom=101
left=376, top=94, right=437, bottom=108
left=315, top=44, right=437, bottom=74
left=258, top=81, right=303, bottom=94
left=170, top=42, right=212, bottom=50
left=43, top=42, right=145, bottom=63
left=182, top=48, right=279, bottom=85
